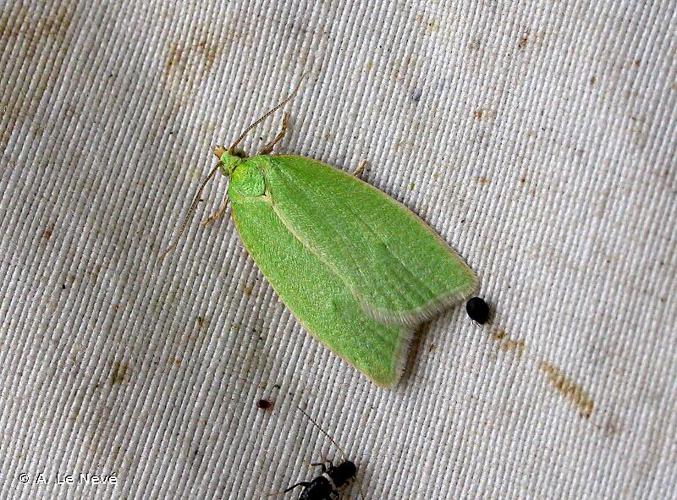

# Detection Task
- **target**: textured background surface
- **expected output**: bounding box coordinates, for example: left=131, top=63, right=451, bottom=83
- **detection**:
left=1, top=1, right=675, bottom=498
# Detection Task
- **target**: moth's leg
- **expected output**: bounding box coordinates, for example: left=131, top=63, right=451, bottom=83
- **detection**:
left=258, top=112, right=289, bottom=154
left=283, top=481, right=311, bottom=493
left=202, top=195, right=229, bottom=226
left=352, top=160, right=368, bottom=178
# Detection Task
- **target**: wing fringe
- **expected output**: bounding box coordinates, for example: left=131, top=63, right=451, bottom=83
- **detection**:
left=356, top=278, right=479, bottom=327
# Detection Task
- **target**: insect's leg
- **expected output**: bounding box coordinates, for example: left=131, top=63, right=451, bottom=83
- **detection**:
left=202, top=195, right=229, bottom=226
left=258, top=112, right=289, bottom=154
left=352, top=160, right=368, bottom=178
left=283, top=481, right=311, bottom=493
left=310, top=462, right=329, bottom=473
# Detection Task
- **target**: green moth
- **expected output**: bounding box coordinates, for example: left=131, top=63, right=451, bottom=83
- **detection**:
left=179, top=83, right=478, bottom=387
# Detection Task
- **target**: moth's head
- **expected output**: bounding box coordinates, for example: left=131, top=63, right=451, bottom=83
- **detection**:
left=212, top=146, right=247, bottom=177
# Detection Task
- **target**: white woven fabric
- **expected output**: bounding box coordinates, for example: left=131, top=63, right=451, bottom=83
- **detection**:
left=1, top=1, right=674, bottom=498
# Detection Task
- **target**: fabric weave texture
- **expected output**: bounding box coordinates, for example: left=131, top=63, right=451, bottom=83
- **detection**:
left=1, top=1, right=674, bottom=498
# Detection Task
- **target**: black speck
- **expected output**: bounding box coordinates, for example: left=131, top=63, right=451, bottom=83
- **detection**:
left=466, top=297, right=490, bottom=324
left=411, top=88, right=423, bottom=102
left=257, top=399, right=274, bottom=410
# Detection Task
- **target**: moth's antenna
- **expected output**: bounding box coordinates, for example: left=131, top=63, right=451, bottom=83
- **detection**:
left=227, top=73, right=308, bottom=152
left=158, top=163, right=221, bottom=260
left=298, top=407, right=347, bottom=460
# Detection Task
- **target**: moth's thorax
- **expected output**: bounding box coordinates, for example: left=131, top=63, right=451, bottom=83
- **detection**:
left=227, top=160, right=266, bottom=199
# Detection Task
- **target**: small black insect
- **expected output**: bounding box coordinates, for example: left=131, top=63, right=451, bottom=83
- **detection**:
left=281, top=408, right=363, bottom=499
left=466, top=297, right=490, bottom=324
left=284, top=460, right=357, bottom=499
